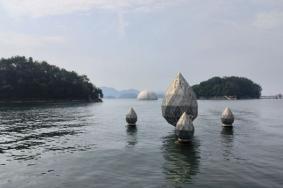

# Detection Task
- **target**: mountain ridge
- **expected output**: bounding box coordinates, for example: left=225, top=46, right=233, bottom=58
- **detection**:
left=101, top=87, right=139, bottom=98
left=101, top=87, right=164, bottom=99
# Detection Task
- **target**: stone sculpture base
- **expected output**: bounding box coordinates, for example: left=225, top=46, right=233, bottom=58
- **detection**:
left=176, top=129, right=194, bottom=142
left=177, top=138, right=193, bottom=143
left=126, top=123, right=137, bottom=127
left=222, top=123, right=233, bottom=128
left=221, top=118, right=234, bottom=125
left=162, top=105, right=197, bottom=126
left=126, top=117, right=137, bottom=125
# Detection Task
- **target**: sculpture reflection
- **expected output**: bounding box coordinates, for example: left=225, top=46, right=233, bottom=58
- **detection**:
left=221, top=127, right=234, bottom=136
left=161, top=133, right=200, bottom=185
left=221, top=127, right=234, bottom=160
left=126, top=126, right=138, bottom=146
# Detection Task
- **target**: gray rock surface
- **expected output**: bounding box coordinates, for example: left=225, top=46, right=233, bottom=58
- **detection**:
left=161, top=72, right=198, bottom=126
left=176, top=112, right=194, bottom=142
left=221, top=107, right=234, bottom=126
left=137, top=90, right=158, bottom=100
left=126, top=107, right=137, bottom=125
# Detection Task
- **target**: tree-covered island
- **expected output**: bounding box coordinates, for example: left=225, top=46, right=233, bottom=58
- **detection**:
left=0, top=56, right=103, bottom=102
left=192, top=76, right=262, bottom=99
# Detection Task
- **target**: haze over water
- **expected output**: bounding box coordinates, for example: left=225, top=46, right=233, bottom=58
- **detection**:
left=0, top=99, right=283, bottom=188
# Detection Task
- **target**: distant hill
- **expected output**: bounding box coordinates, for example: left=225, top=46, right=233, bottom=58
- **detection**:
left=100, top=87, right=120, bottom=98
left=192, top=76, right=262, bottom=99
left=119, top=89, right=140, bottom=98
left=0, top=56, right=103, bottom=102
left=101, top=87, right=139, bottom=98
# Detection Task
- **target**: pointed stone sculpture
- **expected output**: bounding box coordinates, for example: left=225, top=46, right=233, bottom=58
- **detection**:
left=221, top=107, right=234, bottom=127
left=162, top=72, right=198, bottom=126
left=126, top=107, right=137, bottom=125
left=176, top=112, right=195, bottom=142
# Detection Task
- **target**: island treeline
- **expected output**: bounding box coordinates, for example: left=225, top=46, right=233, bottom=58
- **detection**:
left=192, top=76, right=262, bottom=99
left=0, top=56, right=103, bottom=102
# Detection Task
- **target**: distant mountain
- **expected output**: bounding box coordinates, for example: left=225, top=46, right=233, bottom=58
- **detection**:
left=100, top=87, right=120, bottom=98
left=101, top=87, right=139, bottom=99
left=119, top=89, right=139, bottom=98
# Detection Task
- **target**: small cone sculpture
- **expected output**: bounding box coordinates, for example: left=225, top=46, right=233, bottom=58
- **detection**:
left=126, top=107, right=137, bottom=125
left=162, top=72, right=198, bottom=126
left=176, top=112, right=195, bottom=142
left=221, top=107, right=234, bottom=127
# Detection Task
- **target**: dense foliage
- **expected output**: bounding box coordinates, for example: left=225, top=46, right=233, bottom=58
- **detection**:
left=0, top=56, right=103, bottom=101
left=192, top=76, right=262, bottom=99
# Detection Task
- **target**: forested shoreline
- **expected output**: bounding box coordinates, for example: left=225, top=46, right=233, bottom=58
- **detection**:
left=0, top=56, right=103, bottom=102
left=192, top=76, right=262, bottom=99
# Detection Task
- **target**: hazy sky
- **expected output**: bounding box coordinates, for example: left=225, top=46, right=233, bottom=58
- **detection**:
left=0, top=0, right=282, bottom=95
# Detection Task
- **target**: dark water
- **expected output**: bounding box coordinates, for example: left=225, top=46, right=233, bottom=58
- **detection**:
left=0, top=99, right=283, bottom=188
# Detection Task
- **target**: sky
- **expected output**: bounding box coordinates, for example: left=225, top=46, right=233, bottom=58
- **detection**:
left=0, top=0, right=282, bottom=95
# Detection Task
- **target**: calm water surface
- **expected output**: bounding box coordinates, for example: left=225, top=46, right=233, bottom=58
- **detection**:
left=0, top=99, right=283, bottom=188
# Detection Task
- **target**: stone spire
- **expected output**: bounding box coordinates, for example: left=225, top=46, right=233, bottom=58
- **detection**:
left=221, top=107, right=234, bottom=127
left=161, top=72, right=198, bottom=126
left=126, top=107, right=137, bottom=125
left=175, top=112, right=194, bottom=142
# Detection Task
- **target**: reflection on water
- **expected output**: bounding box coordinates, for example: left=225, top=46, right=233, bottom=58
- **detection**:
left=162, top=133, right=200, bottom=185
left=221, top=127, right=234, bottom=160
left=221, top=127, right=234, bottom=136
left=0, top=103, right=95, bottom=161
left=1, top=100, right=283, bottom=187
left=126, top=126, right=138, bottom=146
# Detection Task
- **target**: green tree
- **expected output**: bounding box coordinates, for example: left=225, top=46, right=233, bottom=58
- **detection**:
left=0, top=56, right=103, bottom=102
left=193, top=76, right=262, bottom=99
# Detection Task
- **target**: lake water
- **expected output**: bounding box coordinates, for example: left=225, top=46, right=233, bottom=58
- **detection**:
left=0, top=99, right=283, bottom=188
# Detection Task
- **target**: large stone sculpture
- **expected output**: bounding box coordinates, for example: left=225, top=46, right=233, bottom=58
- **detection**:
left=162, top=73, right=198, bottom=126
left=221, top=107, right=234, bottom=127
left=137, top=90, right=158, bottom=100
left=126, top=107, right=137, bottom=125
left=176, top=112, right=195, bottom=142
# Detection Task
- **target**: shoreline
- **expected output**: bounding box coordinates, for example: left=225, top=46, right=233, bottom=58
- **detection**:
left=0, top=98, right=103, bottom=104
